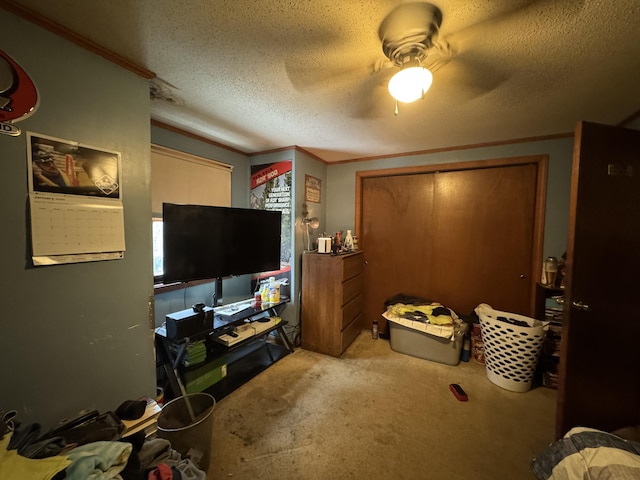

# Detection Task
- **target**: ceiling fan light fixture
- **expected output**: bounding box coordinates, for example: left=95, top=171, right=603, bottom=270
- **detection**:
left=388, top=66, right=433, bottom=103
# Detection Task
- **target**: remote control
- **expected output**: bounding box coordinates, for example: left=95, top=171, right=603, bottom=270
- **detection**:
left=449, top=383, right=468, bottom=401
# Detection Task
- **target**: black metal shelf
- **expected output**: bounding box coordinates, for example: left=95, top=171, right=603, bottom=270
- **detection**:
left=204, top=338, right=290, bottom=401
left=155, top=300, right=294, bottom=402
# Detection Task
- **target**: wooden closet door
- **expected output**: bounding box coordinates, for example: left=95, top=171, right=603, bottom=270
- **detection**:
left=429, top=165, right=537, bottom=315
left=361, top=174, right=436, bottom=332
left=360, top=161, right=540, bottom=333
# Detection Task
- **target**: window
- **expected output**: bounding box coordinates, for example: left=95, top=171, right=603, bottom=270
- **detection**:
left=152, top=216, right=163, bottom=278
left=151, top=144, right=232, bottom=284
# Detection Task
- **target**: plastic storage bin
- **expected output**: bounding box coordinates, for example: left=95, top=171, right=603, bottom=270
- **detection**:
left=476, top=304, right=549, bottom=392
left=157, top=393, right=216, bottom=471
left=389, top=321, right=463, bottom=366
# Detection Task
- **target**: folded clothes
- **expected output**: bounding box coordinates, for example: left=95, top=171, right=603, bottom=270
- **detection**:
left=386, top=303, right=454, bottom=326
left=64, top=440, right=132, bottom=480
left=384, top=302, right=468, bottom=340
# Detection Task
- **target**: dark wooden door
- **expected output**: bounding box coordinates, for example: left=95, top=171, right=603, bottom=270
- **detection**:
left=361, top=173, right=436, bottom=333
left=359, top=160, right=542, bottom=334
left=556, top=121, right=640, bottom=438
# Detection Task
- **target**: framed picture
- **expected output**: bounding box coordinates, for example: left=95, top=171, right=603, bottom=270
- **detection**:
left=305, top=175, right=321, bottom=203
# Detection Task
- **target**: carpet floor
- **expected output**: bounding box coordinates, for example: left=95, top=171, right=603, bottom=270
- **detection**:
left=209, top=331, right=556, bottom=479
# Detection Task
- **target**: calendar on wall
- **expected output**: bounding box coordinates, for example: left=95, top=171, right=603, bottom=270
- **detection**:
left=26, top=132, right=126, bottom=266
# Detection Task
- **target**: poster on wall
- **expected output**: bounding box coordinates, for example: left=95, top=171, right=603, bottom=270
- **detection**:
left=250, top=160, right=292, bottom=297
left=26, top=132, right=126, bottom=266
left=304, top=175, right=321, bottom=203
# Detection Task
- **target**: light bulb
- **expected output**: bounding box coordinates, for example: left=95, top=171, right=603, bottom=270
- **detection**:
left=388, top=66, right=433, bottom=103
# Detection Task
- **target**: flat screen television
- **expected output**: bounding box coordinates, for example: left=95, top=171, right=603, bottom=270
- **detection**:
left=162, top=203, right=282, bottom=284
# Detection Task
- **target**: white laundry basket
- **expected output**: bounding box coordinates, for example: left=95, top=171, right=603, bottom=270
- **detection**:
left=475, top=304, right=549, bottom=393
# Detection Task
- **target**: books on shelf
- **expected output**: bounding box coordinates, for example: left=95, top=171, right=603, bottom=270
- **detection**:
left=121, top=397, right=162, bottom=438
left=545, top=307, right=564, bottom=323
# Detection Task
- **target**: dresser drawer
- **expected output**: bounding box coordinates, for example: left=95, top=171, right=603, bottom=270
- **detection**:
left=342, top=252, right=364, bottom=281
left=342, top=274, right=363, bottom=305
left=342, top=293, right=363, bottom=330
left=341, top=313, right=362, bottom=353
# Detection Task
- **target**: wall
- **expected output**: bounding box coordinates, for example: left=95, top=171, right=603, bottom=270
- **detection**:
left=325, top=137, right=575, bottom=260
left=293, top=150, right=328, bottom=249
left=290, top=150, right=327, bottom=338
left=0, top=10, right=155, bottom=429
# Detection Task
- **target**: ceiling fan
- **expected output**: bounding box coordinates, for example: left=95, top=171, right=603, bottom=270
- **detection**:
left=285, top=0, right=585, bottom=118
left=376, top=2, right=451, bottom=114
left=284, top=2, right=461, bottom=117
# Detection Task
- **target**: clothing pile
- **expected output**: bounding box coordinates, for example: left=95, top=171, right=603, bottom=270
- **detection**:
left=382, top=294, right=467, bottom=341
left=0, top=405, right=206, bottom=480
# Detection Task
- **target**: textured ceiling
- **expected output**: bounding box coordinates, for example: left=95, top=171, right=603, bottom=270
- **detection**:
left=8, top=0, right=640, bottom=162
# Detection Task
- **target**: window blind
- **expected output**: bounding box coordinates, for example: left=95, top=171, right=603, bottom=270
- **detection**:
left=151, top=144, right=232, bottom=214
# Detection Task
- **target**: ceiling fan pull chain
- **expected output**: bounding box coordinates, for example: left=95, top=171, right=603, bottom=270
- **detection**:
left=394, top=99, right=399, bottom=116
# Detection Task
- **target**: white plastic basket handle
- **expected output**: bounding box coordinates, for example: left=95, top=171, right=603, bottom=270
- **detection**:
left=475, top=303, right=549, bottom=330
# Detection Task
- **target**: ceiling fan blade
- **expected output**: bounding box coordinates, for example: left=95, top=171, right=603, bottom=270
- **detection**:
left=283, top=10, right=387, bottom=94
left=434, top=56, right=509, bottom=104
left=442, top=0, right=586, bottom=47
left=349, top=68, right=395, bottom=119
left=426, top=0, right=585, bottom=104
left=422, top=38, right=454, bottom=73
left=284, top=54, right=375, bottom=93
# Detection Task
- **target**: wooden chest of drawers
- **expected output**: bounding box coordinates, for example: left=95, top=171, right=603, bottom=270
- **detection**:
left=301, top=251, right=365, bottom=357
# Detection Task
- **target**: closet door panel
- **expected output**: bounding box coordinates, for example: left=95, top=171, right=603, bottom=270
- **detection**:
left=361, top=174, right=435, bottom=332
left=430, top=164, right=537, bottom=315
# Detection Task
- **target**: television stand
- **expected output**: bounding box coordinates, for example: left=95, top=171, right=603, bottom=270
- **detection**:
left=155, top=298, right=293, bottom=402
left=212, top=276, right=224, bottom=307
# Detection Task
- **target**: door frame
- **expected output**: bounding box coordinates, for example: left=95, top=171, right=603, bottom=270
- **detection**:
left=354, top=155, right=549, bottom=316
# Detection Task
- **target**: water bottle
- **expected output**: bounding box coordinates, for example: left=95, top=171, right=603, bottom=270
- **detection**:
left=344, top=230, right=354, bottom=251
left=372, top=319, right=379, bottom=340
left=260, top=282, right=269, bottom=304
left=543, top=256, right=558, bottom=287
left=461, top=338, right=471, bottom=362
left=268, top=276, right=280, bottom=303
